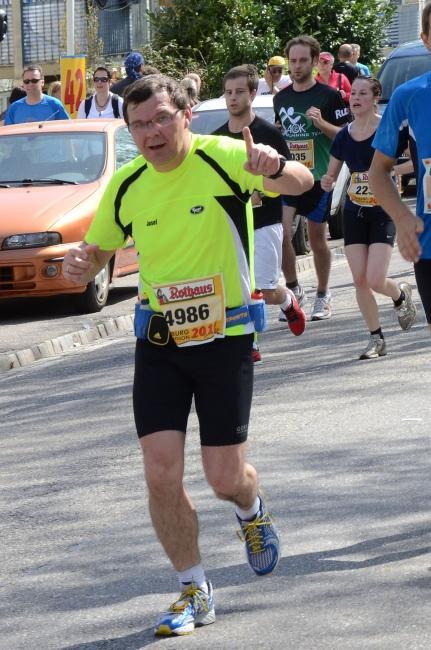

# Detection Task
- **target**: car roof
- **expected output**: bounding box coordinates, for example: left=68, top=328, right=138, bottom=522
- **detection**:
left=193, top=94, right=274, bottom=112
left=0, top=119, right=125, bottom=136
left=386, top=39, right=431, bottom=59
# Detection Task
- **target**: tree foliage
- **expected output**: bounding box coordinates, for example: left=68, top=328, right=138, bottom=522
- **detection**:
left=148, top=0, right=396, bottom=98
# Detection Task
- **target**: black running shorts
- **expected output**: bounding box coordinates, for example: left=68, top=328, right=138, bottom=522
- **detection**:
left=133, top=334, right=254, bottom=445
left=282, top=181, right=332, bottom=223
left=343, top=205, right=396, bottom=247
left=414, top=259, right=431, bottom=324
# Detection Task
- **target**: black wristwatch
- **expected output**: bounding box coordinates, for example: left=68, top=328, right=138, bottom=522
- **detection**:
left=266, top=155, right=287, bottom=180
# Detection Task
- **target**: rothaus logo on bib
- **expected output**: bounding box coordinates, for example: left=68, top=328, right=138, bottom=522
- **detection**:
left=157, top=278, right=215, bottom=303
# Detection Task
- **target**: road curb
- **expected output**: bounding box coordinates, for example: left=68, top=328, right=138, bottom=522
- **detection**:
left=0, top=314, right=135, bottom=372
left=0, top=245, right=345, bottom=372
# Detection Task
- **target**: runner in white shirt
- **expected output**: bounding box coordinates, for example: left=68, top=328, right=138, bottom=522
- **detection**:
left=256, top=56, right=291, bottom=95
left=77, top=66, right=124, bottom=119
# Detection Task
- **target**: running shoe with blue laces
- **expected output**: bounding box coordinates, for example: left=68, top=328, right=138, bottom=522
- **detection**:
left=237, top=496, right=280, bottom=576
left=154, top=581, right=215, bottom=636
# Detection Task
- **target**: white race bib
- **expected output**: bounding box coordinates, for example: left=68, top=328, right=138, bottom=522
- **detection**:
left=152, top=274, right=226, bottom=347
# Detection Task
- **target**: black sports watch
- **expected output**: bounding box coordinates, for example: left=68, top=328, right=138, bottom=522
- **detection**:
left=266, top=155, right=287, bottom=180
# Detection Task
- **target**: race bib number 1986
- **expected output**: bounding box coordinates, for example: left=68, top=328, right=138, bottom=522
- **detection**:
left=153, top=274, right=226, bottom=347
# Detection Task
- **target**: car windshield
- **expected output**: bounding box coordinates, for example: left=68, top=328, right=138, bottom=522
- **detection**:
left=0, top=132, right=106, bottom=183
left=378, top=55, right=431, bottom=102
left=191, top=106, right=275, bottom=134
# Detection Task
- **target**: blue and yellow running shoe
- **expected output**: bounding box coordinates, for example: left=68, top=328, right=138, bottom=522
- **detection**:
left=154, top=581, right=215, bottom=636
left=237, top=497, right=280, bottom=576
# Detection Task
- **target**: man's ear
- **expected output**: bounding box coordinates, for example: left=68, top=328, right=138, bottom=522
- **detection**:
left=250, top=89, right=257, bottom=102
left=183, top=104, right=193, bottom=127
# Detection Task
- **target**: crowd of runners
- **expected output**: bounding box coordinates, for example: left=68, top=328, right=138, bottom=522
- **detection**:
left=32, top=2, right=431, bottom=638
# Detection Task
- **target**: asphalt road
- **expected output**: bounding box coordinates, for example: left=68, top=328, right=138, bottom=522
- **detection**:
left=1, top=247, right=430, bottom=649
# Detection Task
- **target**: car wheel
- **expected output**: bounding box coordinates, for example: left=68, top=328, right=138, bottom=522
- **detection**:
left=74, top=263, right=110, bottom=313
left=328, top=177, right=348, bottom=240
left=292, top=214, right=310, bottom=255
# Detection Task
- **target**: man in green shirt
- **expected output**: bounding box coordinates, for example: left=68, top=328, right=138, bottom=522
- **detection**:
left=62, top=74, right=313, bottom=637
left=274, top=35, right=350, bottom=321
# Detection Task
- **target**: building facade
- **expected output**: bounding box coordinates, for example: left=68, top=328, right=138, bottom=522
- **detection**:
left=0, top=0, right=159, bottom=81
left=386, top=0, right=427, bottom=46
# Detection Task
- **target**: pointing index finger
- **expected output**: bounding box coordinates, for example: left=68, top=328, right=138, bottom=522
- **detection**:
left=242, top=126, right=254, bottom=158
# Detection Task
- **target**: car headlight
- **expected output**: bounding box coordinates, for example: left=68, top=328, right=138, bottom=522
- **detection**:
left=2, top=232, right=62, bottom=250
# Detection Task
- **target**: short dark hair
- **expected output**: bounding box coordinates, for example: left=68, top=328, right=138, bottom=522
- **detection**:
left=222, top=64, right=259, bottom=93
left=285, top=35, right=320, bottom=60
left=123, top=74, right=189, bottom=124
left=422, top=3, right=431, bottom=34
left=22, top=64, right=43, bottom=78
left=93, top=66, right=111, bottom=80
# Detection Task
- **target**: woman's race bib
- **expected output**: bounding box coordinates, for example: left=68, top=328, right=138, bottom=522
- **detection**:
left=347, top=171, right=377, bottom=206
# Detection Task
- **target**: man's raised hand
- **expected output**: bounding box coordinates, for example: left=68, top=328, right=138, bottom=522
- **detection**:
left=242, top=126, right=279, bottom=177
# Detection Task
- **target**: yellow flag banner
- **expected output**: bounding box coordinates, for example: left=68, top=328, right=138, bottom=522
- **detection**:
left=60, top=57, right=86, bottom=118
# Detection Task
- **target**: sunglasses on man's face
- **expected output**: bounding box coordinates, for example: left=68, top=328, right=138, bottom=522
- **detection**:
left=93, top=76, right=109, bottom=83
left=23, top=78, right=42, bottom=85
left=269, top=67, right=283, bottom=74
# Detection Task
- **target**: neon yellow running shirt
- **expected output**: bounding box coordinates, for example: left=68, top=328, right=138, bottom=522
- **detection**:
left=86, top=133, right=271, bottom=335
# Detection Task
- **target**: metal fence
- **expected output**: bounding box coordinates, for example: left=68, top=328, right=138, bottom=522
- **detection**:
left=0, top=0, right=13, bottom=65
left=98, top=0, right=131, bottom=56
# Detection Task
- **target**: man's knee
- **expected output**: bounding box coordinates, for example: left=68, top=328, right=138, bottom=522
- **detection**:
left=141, top=435, right=185, bottom=497
left=204, top=458, right=245, bottom=499
left=308, top=223, right=329, bottom=252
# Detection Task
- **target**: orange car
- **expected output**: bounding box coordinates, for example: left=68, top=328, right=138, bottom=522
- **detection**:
left=0, top=119, right=139, bottom=312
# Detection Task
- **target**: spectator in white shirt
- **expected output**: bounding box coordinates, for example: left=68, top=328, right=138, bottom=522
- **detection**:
left=256, top=56, right=291, bottom=95
left=77, top=67, right=124, bottom=119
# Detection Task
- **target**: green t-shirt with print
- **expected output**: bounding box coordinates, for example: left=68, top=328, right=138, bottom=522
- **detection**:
left=274, top=81, right=350, bottom=180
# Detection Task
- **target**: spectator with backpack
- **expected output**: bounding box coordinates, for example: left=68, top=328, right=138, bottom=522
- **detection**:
left=77, top=67, right=123, bottom=119
left=315, top=51, right=351, bottom=106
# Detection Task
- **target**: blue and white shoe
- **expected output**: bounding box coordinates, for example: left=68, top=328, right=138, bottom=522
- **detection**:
left=237, top=496, right=280, bottom=576
left=154, top=581, right=215, bottom=636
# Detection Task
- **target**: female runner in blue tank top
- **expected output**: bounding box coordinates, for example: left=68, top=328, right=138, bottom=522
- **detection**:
left=321, top=77, right=417, bottom=359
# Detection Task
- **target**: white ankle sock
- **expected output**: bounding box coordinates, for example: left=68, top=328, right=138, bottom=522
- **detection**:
left=279, top=288, right=292, bottom=312
left=177, top=563, right=208, bottom=593
left=235, top=496, right=261, bottom=521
